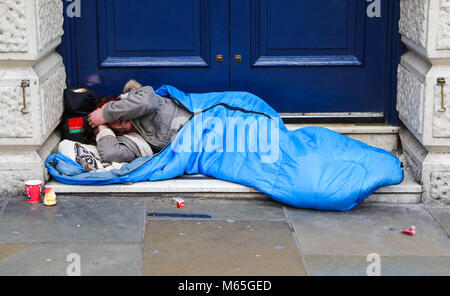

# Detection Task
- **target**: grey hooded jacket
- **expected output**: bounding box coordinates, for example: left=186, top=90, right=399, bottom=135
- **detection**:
left=102, top=86, right=192, bottom=152
left=96, top=128, right=153, bottom=163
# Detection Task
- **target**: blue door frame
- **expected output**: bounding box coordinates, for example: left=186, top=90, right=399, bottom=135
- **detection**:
left=58, top=0, right=404, bottom=124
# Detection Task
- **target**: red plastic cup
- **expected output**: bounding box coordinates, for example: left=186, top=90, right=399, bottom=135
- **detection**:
left=25, top=180, right=43, bottom=203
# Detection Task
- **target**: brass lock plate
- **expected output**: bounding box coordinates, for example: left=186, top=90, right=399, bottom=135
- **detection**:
left=234, top=55, right=242, bottom=63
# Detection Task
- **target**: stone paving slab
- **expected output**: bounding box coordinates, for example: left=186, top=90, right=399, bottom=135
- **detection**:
left=143, top=220, right=306, bottom=276
left=287, top=204, right=450, bottom=256
left=304, top=255, right=450, bottom=276
left=0, top=198, right=146, bottom=244
left=427, top=206, right=450, bottom=237
left=146, top=197, right=286, bottom=221
left=0, top=243, right=142, bottom=276
left=0, top=244, right=30, bottom=261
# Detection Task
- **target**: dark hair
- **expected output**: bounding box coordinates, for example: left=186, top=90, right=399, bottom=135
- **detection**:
left=97, top=97, right=120, bottom=109
left=83, top=98, right=121, bottom=145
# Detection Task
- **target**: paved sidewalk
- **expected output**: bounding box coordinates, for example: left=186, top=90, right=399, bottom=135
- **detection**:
left=0, top=196, right=449, bottom=276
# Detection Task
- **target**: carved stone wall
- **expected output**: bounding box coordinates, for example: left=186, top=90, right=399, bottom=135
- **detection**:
left=0, top=0, right=29, bottom=53
left=399, top=0, right=450, bottom=204
left=400, top=0, right=450, bottom=59
left=0, top=1, right=64, bottom=195
left=40, top=65, right=66, bottom=138
left=437, top=0, right=450, bottom=50
left=37, top=0, right=64, bottom=51
left=397, top=65, right=425, bottom=135
left=0, top=130, right=59, bottom=196
left=0, top=52, right=65, bottom=146
left=0, top=86, right=33, bottom=138
left=399, top=0, right=429, bottom=48
left=0, top=170, right=40, bottom=196
left=433, top=82, right=450, bottom=137
left=431, top=171, right=450, bottom=201
left=0, top=0, right=63, bottom=61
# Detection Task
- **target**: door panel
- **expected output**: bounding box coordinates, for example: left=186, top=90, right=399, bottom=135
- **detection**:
left=254, top=0, right=365, bottom=66
left=98, top=0, right=210, bottom=67
left=67, top=0, right=398, bottom=116
left=75, top=0, right=229, bottom=97
left=230, top=0, right=389, bottom=113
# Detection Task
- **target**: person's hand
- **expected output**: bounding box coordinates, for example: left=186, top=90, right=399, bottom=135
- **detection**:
left=88, top=105, right=107, bottom=128
left=93, top=124, right=108, bottom=136
left=97, top=124, right=108, bottom=131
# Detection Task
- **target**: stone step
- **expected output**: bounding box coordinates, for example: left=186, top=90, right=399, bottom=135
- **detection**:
left=286, top=123, right=400, bottom=152
left=48, top=170, right=422, bottom=204
left=47, top=123, right=415, bottom=204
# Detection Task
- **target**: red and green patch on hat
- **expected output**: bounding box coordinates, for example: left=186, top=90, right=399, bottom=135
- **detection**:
left=68, top=117, right=85, bottom=134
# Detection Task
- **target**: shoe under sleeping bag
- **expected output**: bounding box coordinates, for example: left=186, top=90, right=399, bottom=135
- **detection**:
left=46, top=85, right=403, bottom=211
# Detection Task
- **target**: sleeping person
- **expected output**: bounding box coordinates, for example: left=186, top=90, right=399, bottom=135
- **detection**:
left=94, top=102, right=154, bottom=164
left=49, top=82, right=404, bottom=211
left=57, top=97, right=153, bottom=172
left=89, top=80, right=193, bottom=164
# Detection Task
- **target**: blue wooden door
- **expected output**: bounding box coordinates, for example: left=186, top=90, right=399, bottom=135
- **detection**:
left=230, top=0, right=394, bottom=114
left=65, top=0, right=400, bottom=117
left=72, top=0, right=230, bottom=96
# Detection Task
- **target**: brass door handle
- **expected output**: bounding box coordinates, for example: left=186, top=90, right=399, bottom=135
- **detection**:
left=437, top=78, right=447, bottom=113
left=20, top=80, right=30, bottom=115
left=234, top=55, right=242, bottom=63
left=216, top=54, right=224, bottom=63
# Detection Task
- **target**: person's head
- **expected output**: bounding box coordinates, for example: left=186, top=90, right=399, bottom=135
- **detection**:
left=96, top=98, right=133, bottom=135
left=108, top=120, right=133, bottom=135
left=97, top=97, right=120, bottom=109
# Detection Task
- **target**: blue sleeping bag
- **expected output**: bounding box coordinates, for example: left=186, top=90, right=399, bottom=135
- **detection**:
left=46, top=85, right=403, bottom=211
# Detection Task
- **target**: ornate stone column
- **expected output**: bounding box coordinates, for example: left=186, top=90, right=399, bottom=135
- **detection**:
left=0, top=0, right=65, bottom=195
left=398, top=0, right=450, bottom=204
